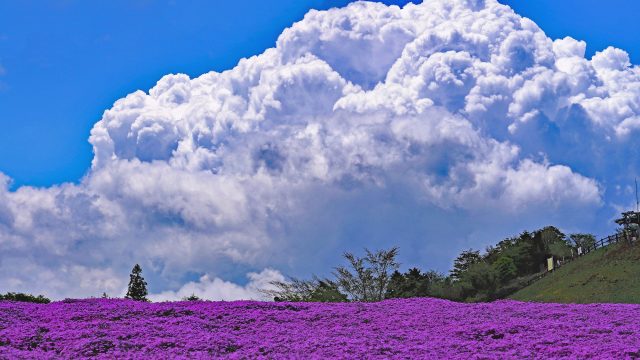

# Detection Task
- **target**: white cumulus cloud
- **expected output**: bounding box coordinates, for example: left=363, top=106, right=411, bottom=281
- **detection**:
left=149, top=268, right=285, bottom=302
left=1, top=0, right=638, bottom=299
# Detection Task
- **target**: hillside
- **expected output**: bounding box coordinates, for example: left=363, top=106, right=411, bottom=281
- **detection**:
left=509, top=242, right=640, bottom=303
left=1, top=298, right=640, bottom=358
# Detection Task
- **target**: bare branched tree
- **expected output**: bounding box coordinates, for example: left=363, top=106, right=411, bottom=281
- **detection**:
left=261, top=277, right=316, bottom=302
left=261, top=276, right=346, bottom=302
left=334, top=247, right=399, bottom=302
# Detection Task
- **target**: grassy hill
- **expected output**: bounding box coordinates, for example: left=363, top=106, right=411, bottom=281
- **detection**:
left=509, top=242, right=640, bottom=303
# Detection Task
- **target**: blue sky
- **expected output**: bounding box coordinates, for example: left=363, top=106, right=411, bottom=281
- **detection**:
left=0, top=0, right=638, bottom=188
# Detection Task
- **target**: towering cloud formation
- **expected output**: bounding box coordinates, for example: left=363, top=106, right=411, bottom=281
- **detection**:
left=1, top=0, right=638, bottom=299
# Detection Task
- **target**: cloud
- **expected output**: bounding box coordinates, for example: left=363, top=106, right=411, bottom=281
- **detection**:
left=149, top=268, right=285, bottom=302
left=1, top=0, right=638, bottom=299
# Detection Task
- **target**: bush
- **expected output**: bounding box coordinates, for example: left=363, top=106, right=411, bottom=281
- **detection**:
left=0, top=292, right=51, bottom=304
left=429, top=280, right=465, bottom=301
left=182, top=294, right=201, bottom=301
left=461, top=262, right=499, bottom=298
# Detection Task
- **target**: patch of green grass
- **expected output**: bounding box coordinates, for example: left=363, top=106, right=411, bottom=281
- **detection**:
left=509, top=242, right=640, bottom=303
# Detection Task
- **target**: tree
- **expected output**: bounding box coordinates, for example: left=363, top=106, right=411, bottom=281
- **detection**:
left=536, top=226, right=568, bottom=254
left=461, top=262, right=499, bottom=298
left=307, top=280, right=348, bottom=302
left=569, top=233, right=596, bottom=250
left=264, top=276, right=347, bottom=302
left=450, top=249, right=482, bottom=281
left=385, top=270, right=407, bottom=299
left=429, top=276, right=464, bottom=301
left=549, top=241, right=572, bottom=259
left=510, top=240, right=537, bottom=275
left=385, top=267, right=440, bottom=299
left=484, top=237, right=517, bottom=264
left=493, top=256, right=517, bottom=284
left=539, top=226, right=566, bottom=245
left=526, top=226, right=567, bottom=270
left=125, top=264, right=148, bottom=301
left=265, top=277, right=317, bottom=302
left=334, top=247, right=399, bottom=302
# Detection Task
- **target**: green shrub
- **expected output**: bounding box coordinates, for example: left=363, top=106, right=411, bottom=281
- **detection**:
left=0, top=292, right=51, bottom=304
left=182, top=294, right=201, bottom=301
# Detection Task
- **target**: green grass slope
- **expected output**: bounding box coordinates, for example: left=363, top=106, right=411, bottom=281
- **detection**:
left=509, top=242, right=640, bottom=303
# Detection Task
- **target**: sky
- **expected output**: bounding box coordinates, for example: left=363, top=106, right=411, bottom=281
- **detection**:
left=0, top=0, right=411, bottom=188
left=0, top=0, right=638, bottom=188
left=0, top=0, right=639, bottom=300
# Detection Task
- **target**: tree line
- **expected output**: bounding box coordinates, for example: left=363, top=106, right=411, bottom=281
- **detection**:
left=0, top=226, right=596, bottom=304
left=0, top=264, right=154, bottom=304
left=265, top=226, right=597, bottom=303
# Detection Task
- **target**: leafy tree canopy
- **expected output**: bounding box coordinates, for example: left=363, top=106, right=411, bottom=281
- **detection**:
left=493, top=256, right=517, bottom=284
left=569, top=233, right=597, bottom=250
left=451, top=249, right=482, bottom=281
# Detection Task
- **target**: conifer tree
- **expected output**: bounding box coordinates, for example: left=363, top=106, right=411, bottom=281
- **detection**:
left=125, top=264, right=148, bottom=301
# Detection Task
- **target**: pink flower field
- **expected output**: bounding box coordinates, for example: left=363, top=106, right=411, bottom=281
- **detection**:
left=1, top=298, right=639, bottom=359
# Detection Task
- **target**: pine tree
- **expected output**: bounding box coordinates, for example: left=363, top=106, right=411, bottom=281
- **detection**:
left=125, top=264, right=148, bottom=301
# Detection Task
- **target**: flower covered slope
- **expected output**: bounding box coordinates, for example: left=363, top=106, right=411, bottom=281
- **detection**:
left=1, top=298, right=639, bottom=359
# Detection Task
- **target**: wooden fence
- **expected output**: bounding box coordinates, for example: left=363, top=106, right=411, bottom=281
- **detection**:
left=516, top=232, right=629, bottom=290
left=582, top=232, right=627, bottom=254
